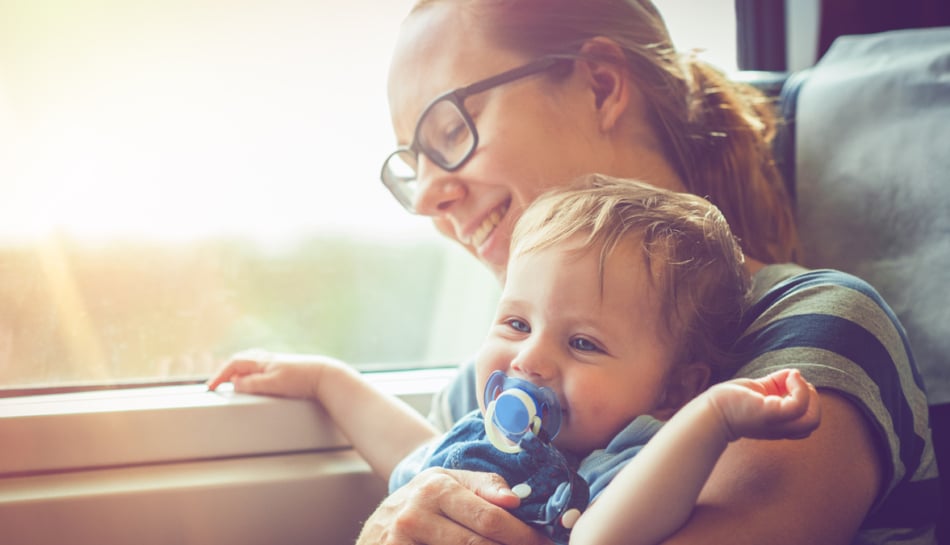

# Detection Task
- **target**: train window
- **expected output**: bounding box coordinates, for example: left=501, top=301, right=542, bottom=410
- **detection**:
left=0, top=0, right=499, bottom=393
left=655, top=0, right=737, bottom=73
left=0, top=0, right=736, bottom=394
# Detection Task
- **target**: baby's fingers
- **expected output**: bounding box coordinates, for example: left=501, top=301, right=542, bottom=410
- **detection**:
left=230, top=370, right=295, bottom=396
left=763, top=371, right=821, bottom=437
left=206, top=351, right=272, bottom=391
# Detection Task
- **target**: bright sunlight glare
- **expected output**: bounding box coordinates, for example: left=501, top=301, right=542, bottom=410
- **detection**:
left=0, top=0, right=734, bottom=244
left=0, top=0, right=424, bottom=244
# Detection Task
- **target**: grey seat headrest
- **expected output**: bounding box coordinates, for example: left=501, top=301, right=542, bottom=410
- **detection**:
left=793, top=27, right=950, bottom=403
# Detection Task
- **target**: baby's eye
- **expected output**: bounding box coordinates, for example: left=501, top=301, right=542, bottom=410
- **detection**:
left=569, top=337, right=602, bottom=353
left=505, top=318, right=530, bottom=333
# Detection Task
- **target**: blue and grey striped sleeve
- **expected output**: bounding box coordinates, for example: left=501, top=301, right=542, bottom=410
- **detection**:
left=734, top=268, right=939, bottom=541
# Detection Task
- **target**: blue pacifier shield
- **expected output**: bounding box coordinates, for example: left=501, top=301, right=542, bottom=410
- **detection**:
left=483, top=371, right=561, bottom=452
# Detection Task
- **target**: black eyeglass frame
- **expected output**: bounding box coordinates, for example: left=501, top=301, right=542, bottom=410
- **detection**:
left=380, top=54, right=581, bottom=212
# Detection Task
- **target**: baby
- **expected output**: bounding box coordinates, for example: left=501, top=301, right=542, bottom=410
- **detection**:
left=209, top=174, right=820, bottom=545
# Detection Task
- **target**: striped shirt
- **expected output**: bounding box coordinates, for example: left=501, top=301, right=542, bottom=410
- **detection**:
left=734, top=264, right=938, bottom=544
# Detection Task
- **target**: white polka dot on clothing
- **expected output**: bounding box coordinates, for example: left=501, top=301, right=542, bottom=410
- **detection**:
left=511, top=483, right=532, bottom=499
left=561, top=508, right=581, bottom=529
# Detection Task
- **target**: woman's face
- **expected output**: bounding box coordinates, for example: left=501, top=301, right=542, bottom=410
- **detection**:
left=386, top=3, right=679, bottom=281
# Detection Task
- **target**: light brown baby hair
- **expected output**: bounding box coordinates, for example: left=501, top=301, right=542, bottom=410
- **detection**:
left=511, top=173, right=749, bottom=378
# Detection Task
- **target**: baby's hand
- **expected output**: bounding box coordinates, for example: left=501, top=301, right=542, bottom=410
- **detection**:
left=707, top=369, right=821, bottom=442
left=206, top=349, right=343, bottom=400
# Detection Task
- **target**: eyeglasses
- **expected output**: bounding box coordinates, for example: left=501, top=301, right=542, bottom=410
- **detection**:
left=380, top=54, right=578, bottom=213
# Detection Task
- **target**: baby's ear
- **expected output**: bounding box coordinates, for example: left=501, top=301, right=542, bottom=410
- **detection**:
left=650, top=362, right=712, bottom=420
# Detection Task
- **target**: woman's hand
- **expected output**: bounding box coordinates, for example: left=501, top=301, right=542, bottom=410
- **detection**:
left=206, top=348, right=345, bottom=400
left=357, top=468, right=551, bottom=545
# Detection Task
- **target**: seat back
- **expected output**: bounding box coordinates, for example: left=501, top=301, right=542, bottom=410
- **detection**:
left=778, top=27, right=950, bottom=542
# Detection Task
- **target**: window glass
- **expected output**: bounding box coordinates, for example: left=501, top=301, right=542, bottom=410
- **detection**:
left=655, top=0, right=738, bottom=73
left=0, top=0, right=498, bottom=391
left=0, top=0, right=736, bottom=392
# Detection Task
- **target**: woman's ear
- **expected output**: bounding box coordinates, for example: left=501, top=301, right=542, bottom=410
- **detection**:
left=650, top=362, right=713, bottom=421
left=577, top=37, right=634, bottom=132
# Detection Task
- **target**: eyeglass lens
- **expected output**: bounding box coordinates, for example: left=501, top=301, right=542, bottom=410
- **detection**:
left=416, top=98, right=475, bottom=169
left=382, top=97, right=474, bottom=211
left=383, top=149, right=419, bottom=210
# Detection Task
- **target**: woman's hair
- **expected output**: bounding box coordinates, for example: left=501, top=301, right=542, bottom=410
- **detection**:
left=411, top=0, right=799, bottom=264
left=512, top=174, right=749, bottom=377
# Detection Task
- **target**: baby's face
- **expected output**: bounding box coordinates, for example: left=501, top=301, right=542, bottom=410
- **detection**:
left=475, top=236, right=678, bottom=456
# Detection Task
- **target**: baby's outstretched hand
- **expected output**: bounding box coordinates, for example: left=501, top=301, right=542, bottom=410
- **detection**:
left=707, top=369, right=821, bottom=442
left=206, top=349, right=342, bottom=400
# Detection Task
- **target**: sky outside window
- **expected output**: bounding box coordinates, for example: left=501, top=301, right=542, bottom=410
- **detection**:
left=1, top=0, right=735, bottom=244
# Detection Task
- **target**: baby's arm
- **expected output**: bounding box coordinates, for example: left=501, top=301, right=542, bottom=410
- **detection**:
left=207, top=350, right=438, bottom=479
left=570, top=369, right=820, bottom=545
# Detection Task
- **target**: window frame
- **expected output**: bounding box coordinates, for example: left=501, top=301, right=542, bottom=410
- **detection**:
left=0, top=367, right=454, bottom=543
left=0, top=367, right=454, bottom=476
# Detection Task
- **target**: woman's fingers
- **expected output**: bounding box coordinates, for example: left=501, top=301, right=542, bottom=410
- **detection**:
left=356, top=468, right=549, bottom=545
left=441, top=471, right=547, bottom=545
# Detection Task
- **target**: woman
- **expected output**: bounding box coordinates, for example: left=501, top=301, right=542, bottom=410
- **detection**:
left=360, top=0, right=938, bottom=543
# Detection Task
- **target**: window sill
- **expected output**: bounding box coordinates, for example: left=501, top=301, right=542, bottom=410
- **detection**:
left=0, top=367, right=457, bottom=476
left=0, top=367, right=456, bottom=544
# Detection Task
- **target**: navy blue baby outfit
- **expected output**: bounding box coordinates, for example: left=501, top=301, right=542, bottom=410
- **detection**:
left=389, top=410, right=664, bottom=544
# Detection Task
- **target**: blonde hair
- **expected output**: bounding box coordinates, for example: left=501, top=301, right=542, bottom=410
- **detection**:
left=410, top=0, right=799, bottom=264
left=512, top=174, right=749, bottom=376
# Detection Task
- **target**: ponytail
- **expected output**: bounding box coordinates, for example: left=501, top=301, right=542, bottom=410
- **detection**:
left=665, top=58, right=800, bottom=263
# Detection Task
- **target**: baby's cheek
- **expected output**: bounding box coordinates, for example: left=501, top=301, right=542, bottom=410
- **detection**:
left=568, top=401, right=628, bottom=451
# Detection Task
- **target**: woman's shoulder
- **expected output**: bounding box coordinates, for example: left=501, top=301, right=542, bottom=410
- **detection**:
left=738, top=263, right=913, bottom=367
left=743, top=264, right=903, bottom=340
left=734, top=263, right=925, bottom=424
left=736, top=264, right=939, bottom=538
left=748, top=263, right=883, bottom=306
left=735, top=261, right=929, bottom=446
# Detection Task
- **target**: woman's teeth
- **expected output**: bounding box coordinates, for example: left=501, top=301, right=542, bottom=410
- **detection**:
left=471, top=203, right=509, bottom=248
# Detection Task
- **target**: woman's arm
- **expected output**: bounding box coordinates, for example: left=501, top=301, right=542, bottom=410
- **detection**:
left=662, top=390, right=882, bottom=544
left=571, top=369, right=821, bottom=545
left=207, top=351, right=439, bottom=479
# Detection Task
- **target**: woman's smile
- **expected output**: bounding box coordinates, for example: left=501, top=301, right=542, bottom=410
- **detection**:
left=466, top=200, right=510, bottom=248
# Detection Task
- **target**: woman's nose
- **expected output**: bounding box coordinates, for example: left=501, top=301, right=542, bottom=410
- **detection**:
left=412, top=159, right=466, bottom=215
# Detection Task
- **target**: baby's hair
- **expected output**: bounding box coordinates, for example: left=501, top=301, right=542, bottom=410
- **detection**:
left=512, top=173, right=749, bottom=377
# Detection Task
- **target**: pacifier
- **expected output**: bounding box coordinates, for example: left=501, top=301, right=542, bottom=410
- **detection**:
left=483, top=370, right=562, bottom=453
